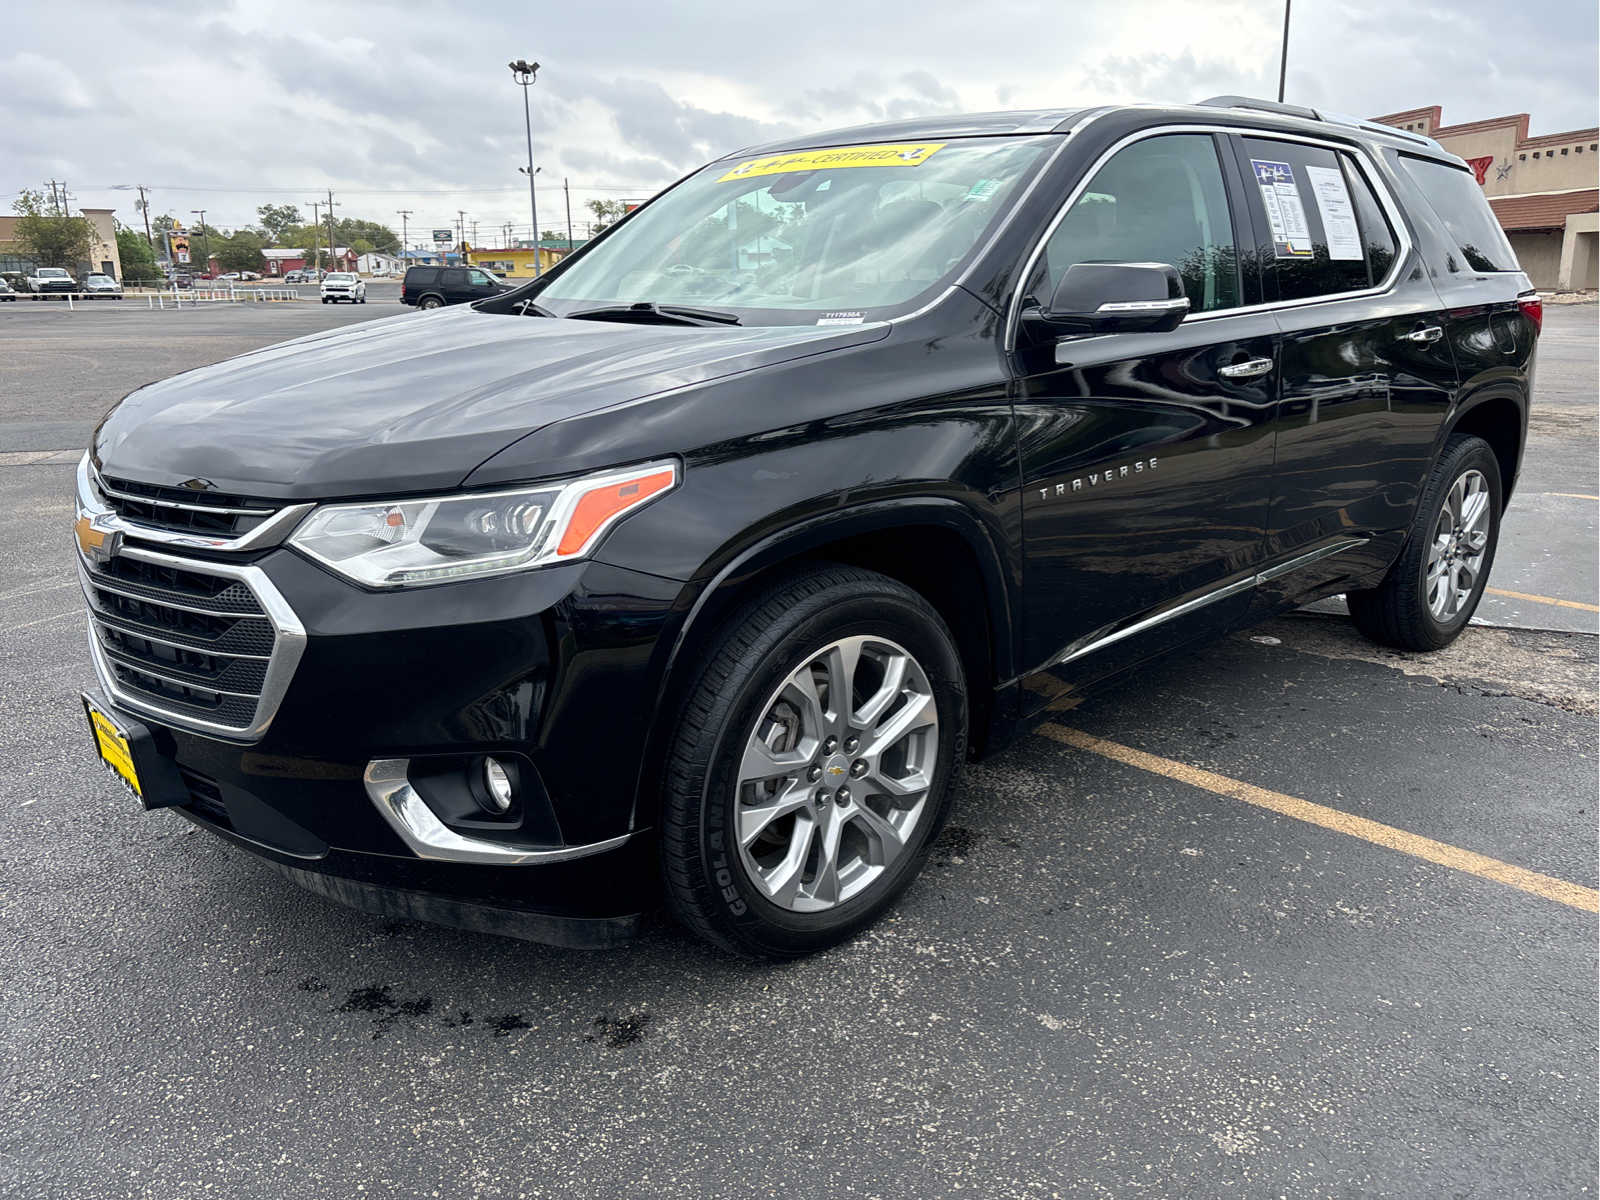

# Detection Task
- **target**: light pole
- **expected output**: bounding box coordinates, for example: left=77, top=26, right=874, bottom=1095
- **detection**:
left=509, top=59, right=542, bottom=277
left=191, top=210, right=209, bottom=274
left=1277, top=0, right=1292, bottom=102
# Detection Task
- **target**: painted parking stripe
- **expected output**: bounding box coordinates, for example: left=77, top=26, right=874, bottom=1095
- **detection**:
left=1037, top=723, right=1599, bottom=915
left=1485, top=587, right=1600, bottom=614
left=1539, top=492, right=1600, bottom=501
left=1, top=609, right=80, bottom=634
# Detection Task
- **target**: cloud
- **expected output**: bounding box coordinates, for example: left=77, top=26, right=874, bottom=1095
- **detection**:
left=3, top=0, right=1594, bottom=245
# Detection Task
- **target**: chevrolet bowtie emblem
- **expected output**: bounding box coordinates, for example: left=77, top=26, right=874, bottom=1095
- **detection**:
left=74, top=515, right=120, bottom=566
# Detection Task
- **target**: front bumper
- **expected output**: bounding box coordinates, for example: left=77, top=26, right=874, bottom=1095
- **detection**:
left=77, top=524, right=688, bottom=935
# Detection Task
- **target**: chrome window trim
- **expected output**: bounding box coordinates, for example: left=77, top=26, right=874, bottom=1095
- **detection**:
left=1003, top=122, right=1417, bottom=351
left=364, top=759, right=637, bottom=866
left=1052, top=537, right=1368, bottom=666
left=79, top=542, right=307, bottom=743
left=80, top=454, right=312, bottom=553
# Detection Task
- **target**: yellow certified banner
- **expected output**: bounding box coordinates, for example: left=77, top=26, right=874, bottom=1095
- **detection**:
left=717, top=142, right=946, bottom=183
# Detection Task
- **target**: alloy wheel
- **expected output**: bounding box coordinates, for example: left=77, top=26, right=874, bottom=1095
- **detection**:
left=734, top=635, right=939, bottom=913
left=1426, top=468, right=1490, bottom=620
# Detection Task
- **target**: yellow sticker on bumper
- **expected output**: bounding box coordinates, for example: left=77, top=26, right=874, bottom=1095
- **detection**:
left=88, top=706, right=142, bottom=797
left=717, top=142, right=946, bottom=183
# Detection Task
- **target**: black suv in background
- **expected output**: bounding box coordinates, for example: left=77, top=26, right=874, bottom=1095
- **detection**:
left=76, top=97, right=1537, bottom=957
left=400, top=265, right=510, bottom=309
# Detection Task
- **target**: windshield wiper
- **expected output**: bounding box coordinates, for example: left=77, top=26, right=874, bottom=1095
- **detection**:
left=567, top=302, right=741, bottom=327
left=513, top=299, right=559, bottom=318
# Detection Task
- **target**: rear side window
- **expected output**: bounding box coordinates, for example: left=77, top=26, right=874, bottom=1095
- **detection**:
left=406, top=268, right=439, bottom=286
left=1038, top=132, right=1241, bottom=313
left=1399, top=155, right=1519, bottom=272
left=1237, top=137, right=1374, bottom=300
left=444, top=269, right=468, bottom=287
left=1341, top=158, right=1399, bottom=283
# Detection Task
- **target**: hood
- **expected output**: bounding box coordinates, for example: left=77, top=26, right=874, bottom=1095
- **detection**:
left=92, top=306, right=887, bottom=499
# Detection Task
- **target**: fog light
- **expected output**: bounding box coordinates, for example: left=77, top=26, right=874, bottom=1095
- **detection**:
left=482, top=757, right=515, bottom=813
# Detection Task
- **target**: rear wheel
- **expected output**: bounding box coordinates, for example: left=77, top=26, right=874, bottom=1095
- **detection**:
left=418, top=295, right=444, bottom=310
left=660, top=565, right=967, bottom=958
left=1348, top=434, right=1502, bottom=651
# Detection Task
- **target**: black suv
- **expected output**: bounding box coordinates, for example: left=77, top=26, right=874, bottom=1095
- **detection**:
left=400, top=265, right=509, bottom=309
left=76, top=98, right=1537, bottom=957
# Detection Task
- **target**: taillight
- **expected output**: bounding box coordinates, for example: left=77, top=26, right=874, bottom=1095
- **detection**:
left=1518, top=296, right=1543, bottom=337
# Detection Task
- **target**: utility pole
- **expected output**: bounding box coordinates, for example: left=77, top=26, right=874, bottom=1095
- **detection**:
left=137, top=185, right=153, bottom=247
left=509, top=59, right=542, bottom=277
left=326, top=188, right=338, bottom=272
left=564, top=178, right=574, bottom=251
left=396, top=209, right=412, bottom=265
left=191, top=209, right=210, bottom=273
left=46, top=180, right=62, bottom=213
left=1277, top=0, right=1292, bottom=102
left=306, top=200, right=321, bottom=274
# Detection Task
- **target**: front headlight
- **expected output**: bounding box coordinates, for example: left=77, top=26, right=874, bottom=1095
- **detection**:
left=287, top=461, right=677, bottom=588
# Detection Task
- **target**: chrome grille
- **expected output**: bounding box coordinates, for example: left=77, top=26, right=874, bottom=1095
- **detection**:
left=79, top=544, right=306, bottom=741
left=97, top=473, right=282, bottom=540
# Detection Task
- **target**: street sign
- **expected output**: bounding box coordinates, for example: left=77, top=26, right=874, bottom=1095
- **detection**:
left=432, top=229, right=452, bottom=244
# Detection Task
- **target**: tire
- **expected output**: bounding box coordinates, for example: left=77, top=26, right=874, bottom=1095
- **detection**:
left=1347, top=434, right=1502, bottom=651
left=418, top=295, right=444, bottom=310
left=660, top=564, right=968, bottom=958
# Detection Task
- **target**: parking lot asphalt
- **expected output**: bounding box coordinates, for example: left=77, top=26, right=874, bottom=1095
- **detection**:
left=1, top=297, right=1595, bottom=1198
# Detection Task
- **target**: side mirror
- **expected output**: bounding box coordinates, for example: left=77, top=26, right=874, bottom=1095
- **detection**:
left=1022, top=262, right=1190, bottom=340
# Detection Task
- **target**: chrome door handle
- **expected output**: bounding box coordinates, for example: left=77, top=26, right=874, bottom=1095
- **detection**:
left=1218, top=357, right=1274, bottom=380
left=1402, top=325, right=1444, bottom=344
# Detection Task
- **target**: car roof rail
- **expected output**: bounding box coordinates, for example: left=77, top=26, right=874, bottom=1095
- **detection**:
left=1195, top=94, right=1447, bottom=151
left=1196, top=94, right=1321, bottom=121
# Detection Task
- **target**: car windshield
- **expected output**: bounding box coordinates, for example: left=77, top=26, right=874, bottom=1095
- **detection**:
left=325, top=273, right=355, bottom=282
left=536, top=136, right=1051, bottom=324
left=89, top=276, right=113, bottom=283
left=39, top=268, right=69, bottom=278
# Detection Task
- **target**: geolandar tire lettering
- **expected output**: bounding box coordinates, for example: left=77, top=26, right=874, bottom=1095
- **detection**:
left=1347, top=433, right=1503, bottom=652
left=660, top=564, right=967, bottom=958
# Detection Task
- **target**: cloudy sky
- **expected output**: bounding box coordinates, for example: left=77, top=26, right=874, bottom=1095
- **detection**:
left=4, top=0, right=1596, bottom=249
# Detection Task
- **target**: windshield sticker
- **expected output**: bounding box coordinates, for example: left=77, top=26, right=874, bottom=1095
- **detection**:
left=815, top=311, right=867, bottom=325
left=1303, top=164, right=1363, bottom=261
left=717, top=142, right=947, bottom=183
left=966, top=178, right=1003, bottom=202
left=1251, top=159, right=1313, bottom=258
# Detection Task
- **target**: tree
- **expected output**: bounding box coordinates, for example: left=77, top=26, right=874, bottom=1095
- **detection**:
left=585, top=199, right=628, bottom=233
left=540, top=229, right=564, bottom=241
left=333, top=217, right=399, bottom=254
left=256, top=203, right=302, bottom=244
left=116, top=225, right=161, bottom=285
left=214, top=230, right=266, bottom=273
left=10, top=189, right=95, bottom=269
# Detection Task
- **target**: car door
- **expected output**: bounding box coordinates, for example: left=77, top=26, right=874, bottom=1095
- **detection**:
left=1228, top=133, right=1459, bottom=605
left=464, top=268, right=502, bottom=301
left=1013, top=130, right=1280, bottom=709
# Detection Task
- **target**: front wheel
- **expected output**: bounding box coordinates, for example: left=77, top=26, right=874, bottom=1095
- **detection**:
left=1347, top=434, right=1502, bottom=651
left=661, top=565, right=967, bottom=958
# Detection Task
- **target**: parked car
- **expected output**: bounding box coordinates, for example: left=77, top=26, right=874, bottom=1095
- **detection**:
left=282, top=270, right=306, bottom=283
left=400, top=265, right=509, bottom=309
left=169, top=274, right=193, bottom=290
left=26, top=266, right=76, bottom=298
left=83, top=274, right=123, bottom=300
left=240, top=271, right=262, bottom=282
left=74, top=97, right=1537, bottom=957
left=319, top=272, right=366, bottom=304
left=0, top=277, right=16, bottom=301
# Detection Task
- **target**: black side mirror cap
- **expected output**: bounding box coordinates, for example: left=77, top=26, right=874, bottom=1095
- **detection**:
left=1022, top=261, right=1190, bottom=341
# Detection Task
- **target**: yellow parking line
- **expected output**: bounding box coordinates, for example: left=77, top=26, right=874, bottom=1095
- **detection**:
left=1542, top=492, right=1599, bottom=501
left=1037, top=724, right=1599, bottom=915
left=1485, top=587, right=1600, bottom=614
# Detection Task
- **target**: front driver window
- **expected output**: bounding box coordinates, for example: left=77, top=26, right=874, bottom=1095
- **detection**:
left=1039, top=133, right=1241, bottom=314
left=468, top=270, right=494, bottom=286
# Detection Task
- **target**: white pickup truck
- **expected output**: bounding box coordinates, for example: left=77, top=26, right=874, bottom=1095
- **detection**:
left=25, top=267, right=77, bottom=298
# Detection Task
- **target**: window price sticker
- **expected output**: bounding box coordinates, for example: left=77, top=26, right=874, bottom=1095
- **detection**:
left=1303, top=164, right=1364, bottom=261
left=1251, top=159, right=1313, bottom=258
